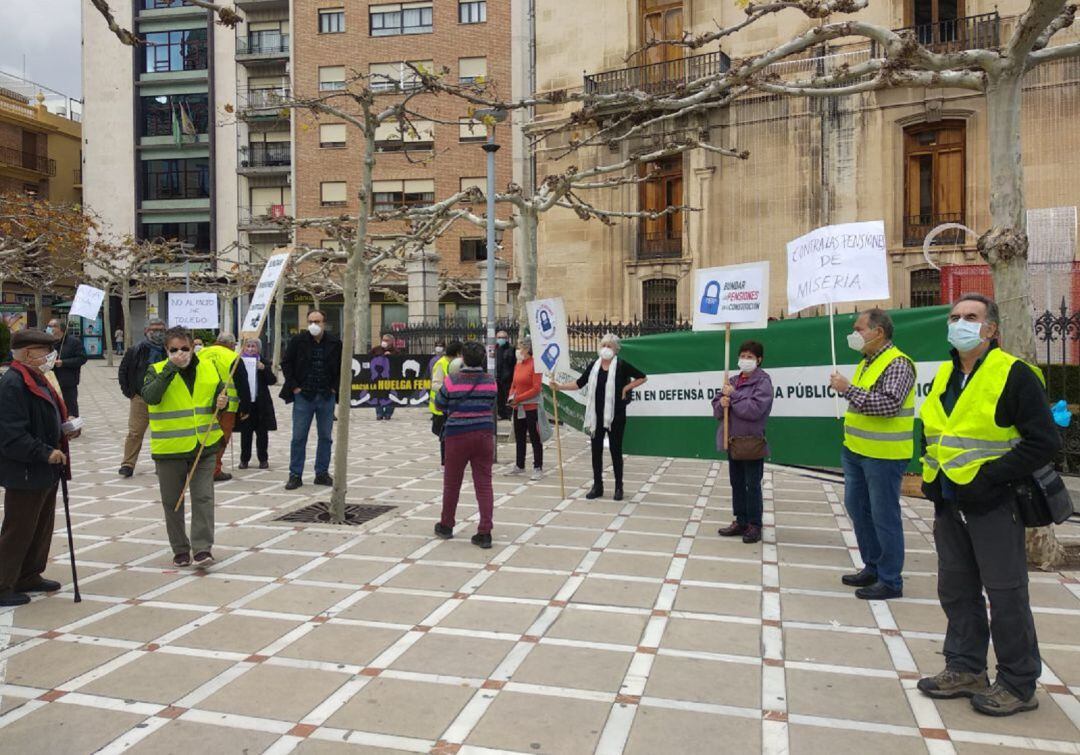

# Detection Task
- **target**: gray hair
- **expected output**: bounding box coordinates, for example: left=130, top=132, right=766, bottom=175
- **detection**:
left=242, top=337, right=262, bottom=352
left=600, top=333, right=621, bottom=352
left=863, top=308, right=894, bottom=340
left=955, top=293, right=1000, bottom=324
left=146, top=318, right=165, bottom=329
left=216, top=332, right=237, bottom=347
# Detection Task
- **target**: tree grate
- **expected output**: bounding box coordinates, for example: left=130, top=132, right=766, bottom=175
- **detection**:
left=275, top=502, right=396, bottom=526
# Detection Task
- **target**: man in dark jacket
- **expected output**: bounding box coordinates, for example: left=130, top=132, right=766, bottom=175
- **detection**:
left=0, top=329, right=78, bottom=606
left=47, top=318, right=88, bottom=417
left=495, top=329, right=516, bottom=420
left=280, top=309, right=342, bottom=490
left=117, top=318, right=167, bottom=477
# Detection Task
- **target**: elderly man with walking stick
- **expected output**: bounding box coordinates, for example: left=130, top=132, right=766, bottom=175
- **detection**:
left=0, top=329, right=82, bottom=607
left=141, top=326, right=229, bottom=569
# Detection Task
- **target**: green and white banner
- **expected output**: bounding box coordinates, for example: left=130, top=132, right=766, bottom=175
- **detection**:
left=545, top=306, right=953, bottom=469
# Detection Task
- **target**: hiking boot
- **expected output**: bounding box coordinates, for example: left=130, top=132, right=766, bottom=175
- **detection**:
left=434, top=522, right=454, bottom=539
left=15, top=577, right=61, bottom=593
left=742, top=525, right=762, bottom=544
left=213, top=472, right=233, bottom=482
left=506, top=466, right=525, bottom=476
left=585, top=485, right=604, bottom=500
left=842, top=568, right=877, bottom=587
left=530, top=467, right=544, bottom=481
left=471, top=533, right=493, bottom=549
left=855, top=581, right=903, bottom=600
left=917, top=668, right=990, bottom=700
left=971, top=682, right=1038, bottom=716
left=718, top=521, right=747, bottom=537
left=314, top=473, right=334, bottom=486
left=193, top=551, right=215, bottom=567
left=172, top=552, right=192, bottom=568
left=0, top=590, right=30, bottom=607
left=118, top=466, right=134, bottom=478
left=285, top=475, right=303, bottom=490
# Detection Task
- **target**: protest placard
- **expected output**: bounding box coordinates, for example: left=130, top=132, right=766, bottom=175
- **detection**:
left=786, top=220, right=889, bottom=314
left=240, top=251, right=291, bottom=337
left=167, top=292, right=219, bottom=329
left=526, top=297, right=571, bottom=375
left=692, top=262, right=769, bottom=331
left=69, top=284, right=106, bottom=321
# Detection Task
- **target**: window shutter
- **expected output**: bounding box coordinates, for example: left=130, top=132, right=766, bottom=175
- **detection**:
left=321, top=182, right=347, bottom=203
left=319, top=66, right=345, bottom=85
left=373, top=179, right=403, bottom=193
left=403, top=179, right=434, bottom=194
left=459, top=57, right=487, bottom=79
left=319, top=124, right=346, bottom=145
left=459, top=118, right=483, bottom=140
left=460, top=176, right=486, bottom=194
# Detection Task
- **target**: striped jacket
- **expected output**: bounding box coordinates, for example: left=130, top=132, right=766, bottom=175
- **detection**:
left=435, top=368, right=497, bottom=438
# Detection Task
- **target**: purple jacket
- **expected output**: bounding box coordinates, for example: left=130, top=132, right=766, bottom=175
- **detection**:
left=711, top=368, right=774, bottom=454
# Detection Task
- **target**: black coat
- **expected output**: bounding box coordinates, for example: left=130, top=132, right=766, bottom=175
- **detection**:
left=237, top=356, right=278, bottom=432
left=52, top=333, right=87, bottom=390
left=118, top=340, right=165, bottom=399
left=496, top=343, right=516, bottom=385
left=0, top=364, right=64, bottom=490
left=279, top=331, right=343, bottom=403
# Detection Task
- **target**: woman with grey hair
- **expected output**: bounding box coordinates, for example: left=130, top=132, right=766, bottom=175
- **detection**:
left=553, top=333, right=647, bottom=500
left=237, top=338, right=277, bottom=469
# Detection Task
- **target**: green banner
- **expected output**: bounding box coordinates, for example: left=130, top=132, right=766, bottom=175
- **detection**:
left=545, top=305, right=954, bottom=469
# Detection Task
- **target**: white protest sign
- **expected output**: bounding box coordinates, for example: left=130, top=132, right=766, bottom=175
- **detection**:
left=168, top=292, right=219, bottom=329
left=240, top=250, right=291, bottom=336
left=692, top=261, right=770, bottom=330
left=527, top=297, right=571, bottom=375
left=69, top=284, right=106, bottom=321
left=786, top=220, right=889, bottom=314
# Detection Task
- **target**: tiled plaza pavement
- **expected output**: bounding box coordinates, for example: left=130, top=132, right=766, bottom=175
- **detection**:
left=1, top=363, right=1080, bottom=754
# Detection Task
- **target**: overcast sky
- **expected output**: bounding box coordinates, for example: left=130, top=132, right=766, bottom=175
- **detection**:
left=0, top=0, right=82, bottom=99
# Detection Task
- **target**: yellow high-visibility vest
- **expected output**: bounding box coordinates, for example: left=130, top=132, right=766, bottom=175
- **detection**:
left=920, top=348, right=1042, bottom=485
left=843, top=345, right=916, bottom=461
left=430, top=354, right=450, bottom=415
left=147, top=357, right=224, bottom=455
left=199, top=344, right=239, bottom=412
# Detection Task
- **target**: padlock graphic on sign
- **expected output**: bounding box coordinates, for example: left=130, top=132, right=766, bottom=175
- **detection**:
left=541, top=343, right=561, bottom=371
left=700, top=280, right=721, bottom=315
left=539, top=309, right=553, bottom=335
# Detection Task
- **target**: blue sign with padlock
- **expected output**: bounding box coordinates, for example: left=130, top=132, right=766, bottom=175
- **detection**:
left=699, top=280, right=721, bottom=315
left=540, top=343, right=561, bottom=372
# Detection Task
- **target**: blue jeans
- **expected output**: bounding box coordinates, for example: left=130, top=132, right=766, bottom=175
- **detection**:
left=841, top=446, right=907, bottom=591
left=290, top=392, right=335, bottom=477
left=729, top=459, right=764, bottom=527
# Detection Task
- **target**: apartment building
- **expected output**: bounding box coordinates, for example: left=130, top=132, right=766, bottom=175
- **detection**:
left=530, top=0, right=1080, bottom=322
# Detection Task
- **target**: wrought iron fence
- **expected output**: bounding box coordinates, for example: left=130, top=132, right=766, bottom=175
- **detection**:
left=1035, top=301, right=1080, bottom=473
left=584, top=51, right=731, bottom=97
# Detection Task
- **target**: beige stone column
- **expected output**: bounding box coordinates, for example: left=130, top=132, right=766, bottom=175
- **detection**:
left=406, top=252, right=441, bottom=323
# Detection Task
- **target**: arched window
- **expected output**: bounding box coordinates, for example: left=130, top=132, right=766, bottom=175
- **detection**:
left=903, top=120, right=965, bottom=247
left=643, top=278, right=678, bottom=325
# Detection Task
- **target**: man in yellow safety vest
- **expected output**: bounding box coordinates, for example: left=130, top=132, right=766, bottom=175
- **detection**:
left=429, top=341, right=461, bottom=468
left=142, top=326, right=228, bottom=569
left=829, top=308, right=916, bottom=601
left=916, top=293, right=1060, bottom=717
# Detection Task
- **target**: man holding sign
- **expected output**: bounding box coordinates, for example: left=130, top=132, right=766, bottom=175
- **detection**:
left=829, top=309, right=915, bottom=601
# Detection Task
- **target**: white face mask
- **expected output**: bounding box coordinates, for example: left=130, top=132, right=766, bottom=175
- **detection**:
left=193, top=344, right=203, bottom=353
left=737, top=358, right=758, bottom=374
left=846, top=331, right=866, bottom=352
left=308, top=323, right=323, bottom=337
left=38, top=351, right=57, bottom=373
left=599, top=346, right=615, bottom=361
left=172, top=352, right=192, bottom=369
left=516, top=351, right=526, bottom=362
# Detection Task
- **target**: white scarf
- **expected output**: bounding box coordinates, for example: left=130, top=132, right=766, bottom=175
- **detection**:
left=241, top=356, right=259, bottom=402
left=583, top=356, right=617, bottom=437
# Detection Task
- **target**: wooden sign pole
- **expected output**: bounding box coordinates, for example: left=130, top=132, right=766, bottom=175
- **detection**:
left=723, top=323, right=731, bottom=450
left=550, top=375, right=566, bottom=500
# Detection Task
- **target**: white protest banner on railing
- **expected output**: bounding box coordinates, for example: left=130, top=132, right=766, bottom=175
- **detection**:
left=692, top=261, right=770, bottom=331
left=168, top=292, right=219, bottom=329
left=527, top=297, right=571, bottom=375
left=786, top=220, right=889, bottom=314
left=69, top=284, right=106, bottom=321
left=240, top=250, right=291, bottom=337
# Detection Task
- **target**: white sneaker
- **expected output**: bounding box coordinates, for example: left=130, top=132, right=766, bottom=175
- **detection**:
left=506, top=466, right=525, bottom=476
left=530, top=468, right=544, bottom=481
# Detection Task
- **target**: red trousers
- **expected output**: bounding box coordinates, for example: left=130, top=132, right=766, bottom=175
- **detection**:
left=214, top=412, right=236, bottom=476
left=441, top=430, right=495, bottom=534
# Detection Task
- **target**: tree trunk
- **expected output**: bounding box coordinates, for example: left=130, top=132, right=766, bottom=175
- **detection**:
left=516, top=206, right=539, bottom=340
left=103, top=288, right=114, bottom=367
left=355, top=267, right=373, bottom=354
left=329, top=112, right=376, bottom=522
left=33, top=291, right=43, bottom=328
left=272, top=281, right=284, bottom=373
left=121, top=279, right=133, bottom=349
left=982, top=72, right=1065, bottom=569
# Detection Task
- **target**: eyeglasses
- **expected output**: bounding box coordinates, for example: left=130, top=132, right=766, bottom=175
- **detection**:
left=168, top=347, right=192, bottom=354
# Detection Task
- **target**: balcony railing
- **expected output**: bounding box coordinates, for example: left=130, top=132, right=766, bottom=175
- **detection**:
left=904, top=212, right=966, bottom=247
left=236, top=35, right=290, bottom=56
left=585, top=51, right=731, bottom=97
left=637, top=231, right=682, bottom=260
left=239, top=143, right=291, bottom=168
left=0, top=146, right=56, bottom=176
left=240, top=87, right=290, bottom=112
left=883, top=12, right=1000, bottom=55
left=238, top=205, right=289, bottom=228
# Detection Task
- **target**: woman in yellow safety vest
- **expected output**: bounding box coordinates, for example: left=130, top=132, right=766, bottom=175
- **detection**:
left=429, top=341, right=462, bottom=468
left=141, top=326, right=228, bottom=569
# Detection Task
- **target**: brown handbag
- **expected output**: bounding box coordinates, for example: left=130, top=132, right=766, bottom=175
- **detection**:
left=728, top=435, right=767, bottom=461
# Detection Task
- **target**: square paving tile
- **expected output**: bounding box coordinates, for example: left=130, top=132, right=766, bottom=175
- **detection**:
left=172, top=614, right=302, bottom=654
left=786, top=667, right=916, bottom=727
left=780, top=592, right=876, bottom=627
left=335, top=591, right=446, bottom=625
left=546, top=606, right=649, bottom=647
left=390, top=633, right=516, bottom=678
left=299, top=557, right=398, bottom=586
left=784, top=626, right=894, bottom=669
left=504, top=545, right=587, bottom=571
left=242, top=584, right=353, bottom=615
left=529, top=526, right=603, bottom=548
left=465, top=690, right=611, bottom=753
left=78, top=605, right=204, bottom=643
left=626, top=705, right=760, bottom=754
left=4, top=640, right=127, bottom=689
left=80, top=651, right=234, bottom=704
left=788, top=723, right=928, bottom=754
left=512, top=643, right=632, bottom=692
left=11, top=596, right=118, bottom=631
left=278, top=623, right=405, bottom=667
left=325, top=677, right=474, bottom=739
left=126, top=719, right=280, bottom=754
left=934, top=689, right=1080, bottom=742
left=153, top=577, right=266, bottom=607
left=81, top=569, right=177, bottom=598
left=0, top=701, right=146, bottom=755
left=674, top=584, right=761, bottom=617
left=475, top=570, right=568, bottom=600
left=592, top=552, right=673, bottom=579
left=214, top=552, right=315, bottom=578
left=660, top=616, right=761, bottom=657
left=383, top=563, right=477, bottom=592
left=199, top=663, right=352, bottom=721
left=441, top=600, right=543, bottom=635
left=645, top=654, right=761, bottom=707
left=571, top=575, right=662, bottom=609
left=682, top=556, right=762, bottom=585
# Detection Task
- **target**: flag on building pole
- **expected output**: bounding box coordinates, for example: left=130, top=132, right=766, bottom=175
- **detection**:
left=179, top=102, right=196, bottom=142
left=171, top=102, right=181, bottom=145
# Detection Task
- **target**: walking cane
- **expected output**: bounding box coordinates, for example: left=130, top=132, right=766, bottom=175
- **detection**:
left=60, top=469, right=81, bottom=603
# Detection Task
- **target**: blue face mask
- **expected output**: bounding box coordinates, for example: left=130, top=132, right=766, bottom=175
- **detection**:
left=496, top=338, right=507, bottom=346
left=947, top=319, right=985, bottom=352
